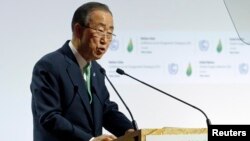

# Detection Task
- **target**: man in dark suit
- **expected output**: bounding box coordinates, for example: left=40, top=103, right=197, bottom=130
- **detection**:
left=30, top=2, right=134, bottom=141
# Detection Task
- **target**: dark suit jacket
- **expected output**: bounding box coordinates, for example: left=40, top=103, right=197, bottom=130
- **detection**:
left=30, top=40, right=133, bottom=141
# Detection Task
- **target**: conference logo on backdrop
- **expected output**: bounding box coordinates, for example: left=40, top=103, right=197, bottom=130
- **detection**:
left=199, top=40, right=209, bottom=51
left=168, top=63, right=179, bottom=75
left=127, top=38, right=134, bottom=53
left=216, top=39, right=223, bottom=53
left=109, top=39, right=119, bottom=51
left=186, top=63, right=192, bottom=77
left=239, top=63, right=249, bottom=75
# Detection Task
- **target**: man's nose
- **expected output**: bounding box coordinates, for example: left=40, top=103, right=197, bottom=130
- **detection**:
left=100, top=35, right=109, bottom=44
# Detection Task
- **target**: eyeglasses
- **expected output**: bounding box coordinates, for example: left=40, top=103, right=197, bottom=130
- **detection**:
left=83, top=25, right=116, bottom=40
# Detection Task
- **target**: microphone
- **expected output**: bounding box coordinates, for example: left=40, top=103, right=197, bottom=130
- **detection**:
left=116, top=68, right=211, bottom=128
left=100, top=68, right=138, bottom=130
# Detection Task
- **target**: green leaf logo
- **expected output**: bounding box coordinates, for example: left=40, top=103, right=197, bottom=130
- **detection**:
left=186, top=63, right=192, bottom=77
left=127, top=39, right=133, bottom=53
left=217, top=39, right=223, bottom=53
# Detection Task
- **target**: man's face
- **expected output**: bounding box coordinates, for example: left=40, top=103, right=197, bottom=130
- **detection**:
left=80, top=10, right=114, bottom=61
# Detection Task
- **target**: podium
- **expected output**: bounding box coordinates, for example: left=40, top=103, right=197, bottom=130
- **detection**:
left=114, top=127, right=207, bottom=141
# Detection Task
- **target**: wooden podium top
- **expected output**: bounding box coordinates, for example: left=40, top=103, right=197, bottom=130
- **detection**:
left=114, top=127, right=207, bottom=141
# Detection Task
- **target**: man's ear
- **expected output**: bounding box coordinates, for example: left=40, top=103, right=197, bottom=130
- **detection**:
left=73, top=23, right=83, bottom=38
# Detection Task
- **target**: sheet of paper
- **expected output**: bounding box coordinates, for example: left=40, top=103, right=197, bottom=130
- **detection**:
left=146, top=134, right=207, bottom=141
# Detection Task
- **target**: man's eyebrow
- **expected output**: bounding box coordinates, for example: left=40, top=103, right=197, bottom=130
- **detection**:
left=97, top=23, right=114, bottom=30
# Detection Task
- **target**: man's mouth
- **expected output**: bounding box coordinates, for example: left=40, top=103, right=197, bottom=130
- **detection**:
left=97, top=47, right=105, bottom=54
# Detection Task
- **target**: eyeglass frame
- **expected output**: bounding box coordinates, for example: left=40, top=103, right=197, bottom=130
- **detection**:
left=82, top=25, right=116, bottom=40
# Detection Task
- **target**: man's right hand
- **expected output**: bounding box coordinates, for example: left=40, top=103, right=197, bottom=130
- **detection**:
left=92, top=134, right=117, bottom=141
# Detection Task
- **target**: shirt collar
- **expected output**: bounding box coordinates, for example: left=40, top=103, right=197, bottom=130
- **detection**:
left=69, top=41, right=89, bottom=70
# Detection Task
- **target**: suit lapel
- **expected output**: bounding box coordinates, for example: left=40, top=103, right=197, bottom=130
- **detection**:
left=66, top=63, right=93, bottom=122
left=90, top=66, right=99, bottom=132
left=90, top=63, right=106, bottom=133
left=59, top=41, right=94, bottom=124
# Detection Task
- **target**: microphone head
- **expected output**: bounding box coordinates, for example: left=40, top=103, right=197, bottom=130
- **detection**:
left=116, top=68, right=125, bottom=75
left=99, top=67, right=106, bottom=75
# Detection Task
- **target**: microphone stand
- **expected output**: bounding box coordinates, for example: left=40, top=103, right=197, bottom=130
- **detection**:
left=100, top=68, right=138, bottom=130
left=116, top=68, right=211, bottom=128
